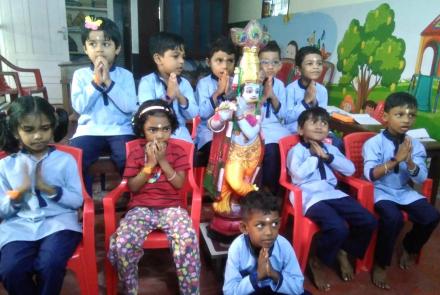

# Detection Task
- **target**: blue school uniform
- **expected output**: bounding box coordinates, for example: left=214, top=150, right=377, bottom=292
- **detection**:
left=0, top=148, right=83, bottom=294
left=363, top=130, right=440, bottom=266
left=287, top=141, right=376, bottom=265
left=195, top=74, right=223, bottom=150
left=71, top=65, right=138, bottom=137
left=260, top=77, right=290, bottom=194
left=138, top=72, right=198, bottom=143
left=283, top=79, right=328, bottom=133
left=70, top=65, right=138, bottom=195
left=223, top=234, right=305, bottom=295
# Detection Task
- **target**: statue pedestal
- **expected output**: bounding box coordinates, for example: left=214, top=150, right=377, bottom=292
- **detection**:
left=208, top=204, right=242, bottom=243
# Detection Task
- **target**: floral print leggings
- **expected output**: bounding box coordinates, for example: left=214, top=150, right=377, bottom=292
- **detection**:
left=108, top=206, right=200, bottom=295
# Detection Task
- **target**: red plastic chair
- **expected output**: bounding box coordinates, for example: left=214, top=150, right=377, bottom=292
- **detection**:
left=191, top=115, right=206, bottom=187
left=103, top=138, right=202, bottom=295
left=0, top=54, right=48, bottom=100
left=276, top=58, right=300, bottom=85
left=372, top=101, right=385, bottom=125
left=343, top=132, right=432, bottom=271
left=278, top=135, right=373, bottom=272
left=52, top=145, right=99, bottom=295
left=0, top=151, right=7, bottom=159
left=0, top=72, right=20, bottom=101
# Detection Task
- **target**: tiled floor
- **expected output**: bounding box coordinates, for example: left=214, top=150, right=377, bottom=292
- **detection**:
left=1, top=190, right=439, bottom=294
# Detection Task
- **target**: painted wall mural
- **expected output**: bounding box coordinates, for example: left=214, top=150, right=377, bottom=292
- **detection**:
left=260, top=0, right=440, bottom=140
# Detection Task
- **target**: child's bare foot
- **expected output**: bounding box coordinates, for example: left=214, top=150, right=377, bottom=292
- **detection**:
left=337, top=250, right=354, bottom=281
left=308, top=255, right=331, bottom=291
left=372, top=264, right=391, bottom=290
left=399, top=247, right=417, bottom=270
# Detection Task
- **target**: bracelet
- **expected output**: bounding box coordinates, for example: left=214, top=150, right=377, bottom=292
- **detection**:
left=167, top=171, right=177, bottom=181
left=384, top=162, right=389, bottom=174
left=142, top=165, right=154, bottom=175
left=6, top=190, right=21, bottom=200
left=408, top=164, right=417, bottom=174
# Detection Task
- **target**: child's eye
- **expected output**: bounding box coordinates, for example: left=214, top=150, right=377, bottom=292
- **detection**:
left=104, top=42, right=111, bottom=47
left=256, top=224, right=263, bottom=229
left=271, top=221, right=279, bottom=227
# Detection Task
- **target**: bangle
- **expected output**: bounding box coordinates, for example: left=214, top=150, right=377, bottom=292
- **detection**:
left=6, top=190, right=21, bottom=200
left=142, top=165, right=154, bottom=175
left=384, top=162, right=389, bottom=174
left=167, top=171, right=177, bottom=181
left=408, top=164, right=417, bottom=174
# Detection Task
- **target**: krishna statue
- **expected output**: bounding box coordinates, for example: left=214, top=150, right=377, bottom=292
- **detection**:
left=204, top=20, right=270, bottom=240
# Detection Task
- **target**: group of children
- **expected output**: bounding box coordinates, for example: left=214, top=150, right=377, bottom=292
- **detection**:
left=0, top=16, right=439, bottom=295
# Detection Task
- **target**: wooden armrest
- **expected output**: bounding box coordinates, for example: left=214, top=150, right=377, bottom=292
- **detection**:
left=0, top=71, right=22, bottom=89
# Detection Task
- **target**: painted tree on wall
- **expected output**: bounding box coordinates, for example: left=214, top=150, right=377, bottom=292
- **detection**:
left=337, top=3, right=406, bottom=111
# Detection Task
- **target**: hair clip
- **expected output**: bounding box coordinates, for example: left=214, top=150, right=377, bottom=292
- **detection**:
left=84, top=16, right=103, bottom=31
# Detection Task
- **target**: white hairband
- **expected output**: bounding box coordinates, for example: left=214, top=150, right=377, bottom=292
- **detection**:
left=139, top=105, right=169, bottom=117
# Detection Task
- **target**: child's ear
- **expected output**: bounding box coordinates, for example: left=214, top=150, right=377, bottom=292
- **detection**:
left=205, top=57, right=210, bottom=67
left=239, top=221, right=248, bottom=234
left=115, top=45, right=121, bottom=55
left=153, top=53, right=162, bottom=65
left=383, top=112, right=389, bottom=123
left=298, top=126, right=304, bottom=136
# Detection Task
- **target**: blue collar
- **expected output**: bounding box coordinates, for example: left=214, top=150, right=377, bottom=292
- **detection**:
left=298, top=78, right=309, bottom=90
left=210, top=73, right=219, bottom=81
left=154, top=71, right=182, bottom=90
left=300, top=138, right=325, bottom=149
left=383, top=129, right=405, bottom=145
left=20, top=145, right=55, bottom=155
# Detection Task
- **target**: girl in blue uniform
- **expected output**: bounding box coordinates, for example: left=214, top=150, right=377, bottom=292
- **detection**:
left=0, top=96, right=83, bottom=295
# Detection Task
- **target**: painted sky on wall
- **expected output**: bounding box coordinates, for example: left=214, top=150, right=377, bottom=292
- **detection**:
left=259, top=0, right=439, bottom=82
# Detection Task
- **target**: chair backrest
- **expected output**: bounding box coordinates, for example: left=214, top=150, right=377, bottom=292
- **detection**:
left=276, top=58, right=299, bottom=85
left=0, top=150, right=7, bottom=159
left=191, top=115, right=201, bottom=140
left=125, top=138, right=195, bottom=208
left=343, top=132, right=376, bottom=178
left=279, top=134, right=301, bottom=183
left=372, top=101, right=385, bottom=125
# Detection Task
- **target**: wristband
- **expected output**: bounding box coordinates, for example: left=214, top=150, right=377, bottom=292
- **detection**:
left=408, top=164, right=417, bottom=174
left=142, top=165, right=154, bottom=175
left=6, top=190, right=21, bottom=200
left=167, top=171, right=177, bottom=181
left=384, top=162, right=389, bottom=174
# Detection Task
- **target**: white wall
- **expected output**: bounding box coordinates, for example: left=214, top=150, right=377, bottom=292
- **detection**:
left=228, top=0, right=379, bottom=23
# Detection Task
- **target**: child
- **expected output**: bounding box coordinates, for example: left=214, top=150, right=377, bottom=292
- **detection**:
left=258, top=40, right=290, bottom=195
left=362, top=92, right=440, bottom=290
left=108, top=99, right=200, bottom=294
left=287, top=107, right=376, bottom=291
left=138, top=32, right=198, bottom=143
left=0, top=96, right=83, bottom=294
left=194, top=36, right=236, bottom=167
left=223, top=190, right=306, bottom=295
left=284, top=46, right=328, bottom=134
left=70, top=16, right=138, bottom=195
left=361, top=100, right=377, bottom=116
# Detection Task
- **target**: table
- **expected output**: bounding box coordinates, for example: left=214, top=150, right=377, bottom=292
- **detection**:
left=330, top=117, right=440, bottom=204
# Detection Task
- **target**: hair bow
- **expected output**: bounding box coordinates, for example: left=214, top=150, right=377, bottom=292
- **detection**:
left=84, top=16, right=103, bottom=30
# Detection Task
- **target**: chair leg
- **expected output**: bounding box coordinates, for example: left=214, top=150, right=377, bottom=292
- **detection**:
left=105, top=259, right=118, bottom=295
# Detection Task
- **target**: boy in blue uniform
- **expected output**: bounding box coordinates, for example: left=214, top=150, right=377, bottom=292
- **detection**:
left=70, top=17, right=138, bottom=195
left=258, top=41, right=290, bottom=195
left=195, top=37, right=236, bottom=167
left=284, top=46, right=328, bottom=134
left=223, top=191, right=307, bottom=295
left=362, top=92, right=440, bottom=290
left=287, top=107, right=376, bottom=291
left=138, top=32, right=198, bottom=143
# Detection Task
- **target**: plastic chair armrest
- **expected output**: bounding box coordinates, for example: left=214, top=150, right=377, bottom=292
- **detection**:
left=103, top=180, right=129, bottom=251
left=280, top=179, right=305, bottom=223
left=81, top=196, right=96, bottom=255
left=422, top=178, right=433, bottom=202
left=338, top=174, right=375, bottom=213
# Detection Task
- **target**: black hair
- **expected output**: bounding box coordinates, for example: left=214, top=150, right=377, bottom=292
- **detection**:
left=287, top=40, right=298, bottom=49
left=149, top=32, right=185, bottom=57
left=295, top=46, right=322, bottom=68
left=81, top=17, right=121, bottom=48
left=259, top=40, right=281, bottom=58
left=362, top=100, right=377, bottom=110
left=239, top=191, right=281, bottom=220
left=0, top=96, right=69, bottom=153
left=384, top=92, right=418, bottom=112
left=297, top=106, right=330, bottom=128
left=208, top=36, right=237, bottom=59
left=132, top=99, right=179, bottom=138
